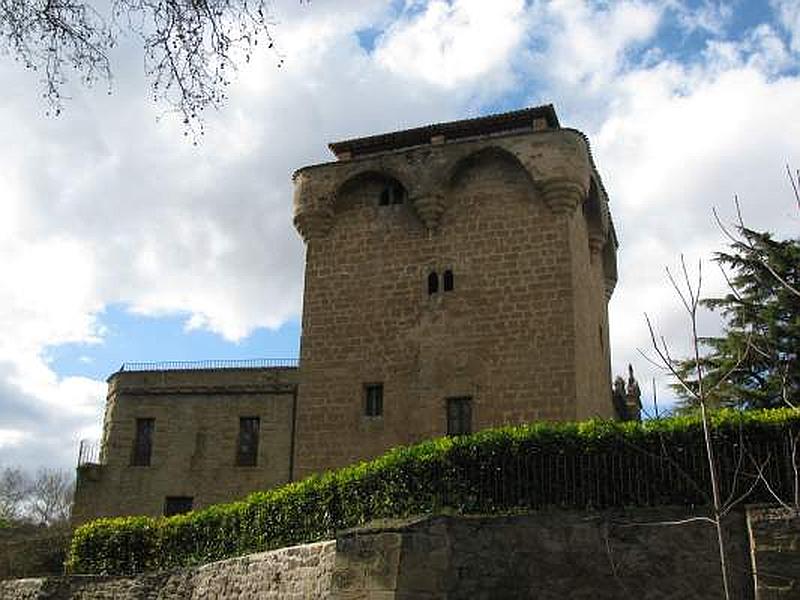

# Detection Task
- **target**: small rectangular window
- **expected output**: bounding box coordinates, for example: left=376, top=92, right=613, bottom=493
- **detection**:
left=131, top=418, right=154, bottom=466
left=164, top=496, right=193, bottom=517
left=364, top=383, right=383, bottom=417
left=236, top=417, right=260, bottom=466
left=447, top=397, right=472, bottom=436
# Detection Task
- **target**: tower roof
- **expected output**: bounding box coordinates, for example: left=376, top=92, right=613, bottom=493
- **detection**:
left=328, top=104, right=560, bottom=160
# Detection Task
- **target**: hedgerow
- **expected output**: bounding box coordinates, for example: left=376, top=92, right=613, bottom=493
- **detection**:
left=67, top=408, right=800, bottom=575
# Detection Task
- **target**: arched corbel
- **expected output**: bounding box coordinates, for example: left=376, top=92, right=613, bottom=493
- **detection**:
left=585, top=178, right=608, bottom=255
left=540, top=177, right=586, bottom=216
left=412, top=193, right=446, bottom=230
left=602, top=235, right=618, bottom=300
left=293, top=202, right=333, bottom=242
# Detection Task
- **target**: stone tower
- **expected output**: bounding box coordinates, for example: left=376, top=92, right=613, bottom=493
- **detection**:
left=291, top=105, right=618, bottom=479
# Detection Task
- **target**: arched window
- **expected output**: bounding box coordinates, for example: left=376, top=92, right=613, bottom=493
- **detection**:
left=428, top=271, right=439, bottom=295
left=443, top=269, right=454, bottom=292
left=379, top=181, right=405, bottom=206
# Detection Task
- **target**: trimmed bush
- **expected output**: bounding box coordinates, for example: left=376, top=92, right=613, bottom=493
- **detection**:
left=67, top=408, right=800, bottom=575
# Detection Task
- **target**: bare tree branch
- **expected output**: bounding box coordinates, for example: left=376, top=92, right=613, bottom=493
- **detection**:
left=788, top=164, right=800, bottom=212
left=647, top=260, right=733, bottom=600
left=0, top=0, right=288, bottom=135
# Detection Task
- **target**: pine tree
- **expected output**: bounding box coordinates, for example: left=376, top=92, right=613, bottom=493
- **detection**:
left=674, top=227, right=799, bottom=409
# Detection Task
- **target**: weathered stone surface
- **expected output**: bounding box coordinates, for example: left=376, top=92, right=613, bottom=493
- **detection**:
left=73, top=368, right=299, bottom=524
left=0, top=526, right=70, bottom=580
left=748, top=506, right=800, bottom=600
left=7, top=507, right=792, bottom=599
left=293, top=119, right=617, bottom=479
left=0, top=540, right=336, bottom=599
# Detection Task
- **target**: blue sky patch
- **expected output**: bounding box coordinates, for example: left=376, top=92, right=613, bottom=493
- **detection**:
left=46, top=305, right=301, bottom=381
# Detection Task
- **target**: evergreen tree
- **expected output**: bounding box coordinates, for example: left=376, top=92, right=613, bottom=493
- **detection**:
left=674, top=227, right=799, bottom=409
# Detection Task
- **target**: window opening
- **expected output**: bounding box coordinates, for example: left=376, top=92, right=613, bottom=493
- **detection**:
left=131, top=418, right=154, bottom=466
left=164, top=496, right=193, bottom=517
left=391, top=182, right=405, bottom=204
left=379, top=182, right=405, bottom=206
left=447, top=397, right=472, bottom=436
left=364, top=383, right=384, bottom=417
left=428, top=271, right=439, bottom=295
left=443, top=269, right=454, bottom=292
left=236, top=417, right=260, bottom=466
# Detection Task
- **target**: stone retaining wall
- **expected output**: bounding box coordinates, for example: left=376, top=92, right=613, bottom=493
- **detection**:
left=3, top=507, right=798, bottom=599
left=0, top=540, right=336, bottom=599
left=748, top=506, right=800, bottom=600
left=0, top=527, right=70, bottom=580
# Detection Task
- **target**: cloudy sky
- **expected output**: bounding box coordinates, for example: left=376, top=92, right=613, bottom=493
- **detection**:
left=1, top=0, right=798, bottom=471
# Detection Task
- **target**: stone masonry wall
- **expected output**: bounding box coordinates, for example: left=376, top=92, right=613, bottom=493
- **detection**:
left=293, top=127, right=617, bottom=478
left=748, top=506, right=800, bottom=599
left=0, top=527, right=70, bottom=580
left=0, top=540, right=336, bottom=599
left=72, top=368, right=298, bottom=524
left=6, top=507, right=794, bottom=599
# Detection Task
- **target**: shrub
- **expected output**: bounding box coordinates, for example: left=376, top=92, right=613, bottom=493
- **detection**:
left=67, top=408, right=800, bottom=575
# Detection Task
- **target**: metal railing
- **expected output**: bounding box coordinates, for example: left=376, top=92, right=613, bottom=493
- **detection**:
left=118, top=358, right=299, bottom=372
left=77, top=439, right=101, bottom=467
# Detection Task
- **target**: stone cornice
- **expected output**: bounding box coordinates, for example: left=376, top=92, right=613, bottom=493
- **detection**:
left=110, top=383, right=298, bottom=398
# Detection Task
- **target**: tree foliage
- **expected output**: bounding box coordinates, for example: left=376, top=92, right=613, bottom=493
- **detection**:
left=674, top=227, right=800, bottom=409
left=0, top=0, right=285, bottom=132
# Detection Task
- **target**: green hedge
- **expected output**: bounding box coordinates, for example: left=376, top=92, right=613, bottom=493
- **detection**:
left=67, top=408, right=800, bottom=575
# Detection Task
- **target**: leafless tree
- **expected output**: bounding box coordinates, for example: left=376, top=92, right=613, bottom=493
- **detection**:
left=27, top=468, right=74, bottom=526
left=643, top=257, right=737, bottom=600
left=0, top=467, right=31, bottom=522
left=0, top=466, right=74, bottom=526
left=0, top=0, right=288, bottom=134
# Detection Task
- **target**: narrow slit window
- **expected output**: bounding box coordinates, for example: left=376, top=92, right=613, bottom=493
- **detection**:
left=391, top=182, right=405, bottom=204
left=443, top=269, right=454, bottom=292
left=236, top=417, right=260, bottom=466
left=364, top=383, right=383, bottom=417
left=131, top=418, right=154, bottom=466
left=379, top=187, right=390, bottom=206
left=428, top=271, right=439, bottom=295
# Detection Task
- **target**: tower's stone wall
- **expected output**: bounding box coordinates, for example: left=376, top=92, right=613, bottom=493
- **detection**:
left=292, top=115, right=618, bottom=478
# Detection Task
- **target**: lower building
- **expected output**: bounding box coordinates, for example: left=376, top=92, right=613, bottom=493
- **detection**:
left=72, top=365, right=298, bottom=524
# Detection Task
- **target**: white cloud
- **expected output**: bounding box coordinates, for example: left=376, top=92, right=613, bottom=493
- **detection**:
left=375, top=0, right=527, bottom=90
left=703, top=24, right=792, bottom=74
left=670, top=0, right=733, bottom=36
left=530, top=0, right=664, bottom=91
left=771, top=0, right=800, bottom=53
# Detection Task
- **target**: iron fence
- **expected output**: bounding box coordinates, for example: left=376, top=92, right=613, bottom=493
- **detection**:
left=118, top=358, right=299, bottom=372
left=413, top=431, right=798, bottom=513
left=77, top=439, right=101, bottom=467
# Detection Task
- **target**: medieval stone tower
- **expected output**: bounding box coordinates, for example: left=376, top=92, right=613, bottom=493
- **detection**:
left=72, top=105, right=619, bottom=524
left=291, top=105, right=618, bottom=479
